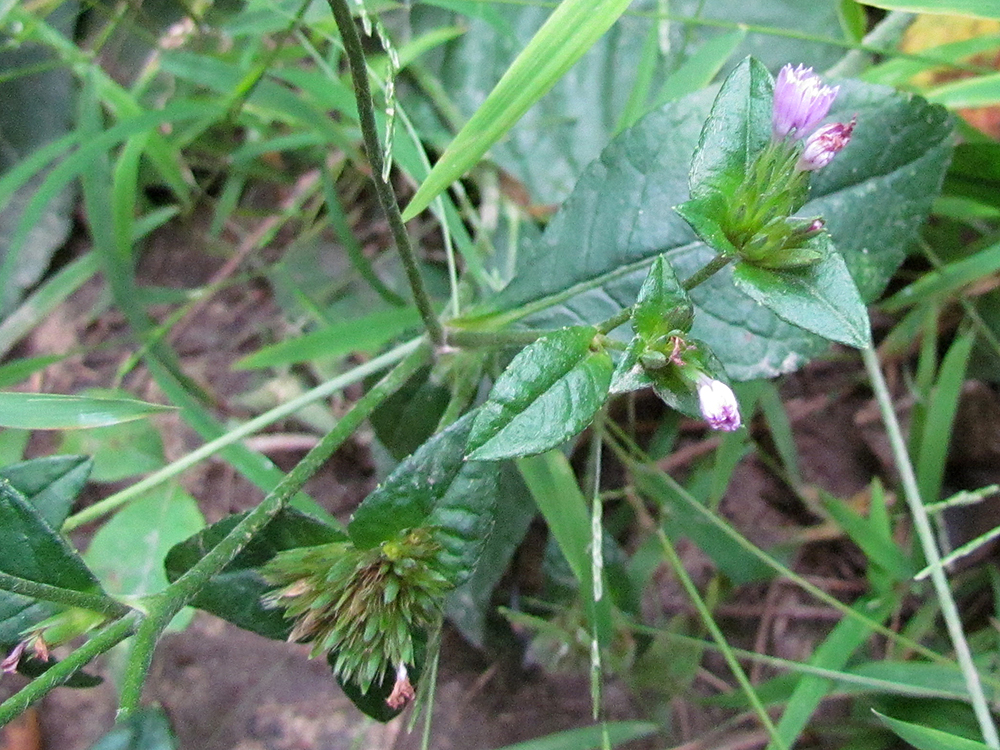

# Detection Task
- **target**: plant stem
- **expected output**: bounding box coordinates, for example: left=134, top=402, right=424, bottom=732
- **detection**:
left=64, top=337, right=424, bottom=531
left=862, top=345, right=1000, bottom=749
left=116, top=341, right=432, bottom=718
left=446, top=306, right=635, bottom=349
left=0, top=614, right=139, bottom=726
left=0, top=573, right=131, bottom=619
left=682, top=253, right=733, bottom=291
left=325, top=0, right=444, bottom=346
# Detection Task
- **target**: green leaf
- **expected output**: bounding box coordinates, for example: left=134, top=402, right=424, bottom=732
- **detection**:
left=860, top=0, right=1000, bottom=21
left=0, top=455, right=92, bottom=529
left=929, top=73, right=1000, bottom=109
left=0, top=479, right=101, bottom=595
left=689, top=56, right=773, bottom=200
left=401, top=0, right=634, bottom=219
left=86, top=706, right=177, bottom=750
left=632, top=255, right=693, bottom=340
left=348, top=414, right=500, bottom=580
left=85, top=485, right=205, bottom=603
left=477, top=79, right=951, bottom=380
left=164, top=508, right=344, bottom=640
left=874, top=711, right=993, bottom=750
left=368, top=365, right=451, bottom=461
left=465, top=327, right=613, bottom=461
left=731, top=245, right=872, bottom=349
left=445, top=462, right=536, bottom=647
left=0, top=391, right=173, bottom=430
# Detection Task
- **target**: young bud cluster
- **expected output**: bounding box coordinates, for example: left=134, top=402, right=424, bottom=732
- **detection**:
left=262, top=527, right=451, bottom=702
left=721, top=64, right=855, bottom=268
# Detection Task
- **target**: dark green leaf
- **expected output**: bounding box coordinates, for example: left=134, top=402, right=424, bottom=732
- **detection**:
left=465, top=327, right=613, bottom=461
left=609, top=337, right=656, bottom=396
left=478, top=79, right=951, bottom=380
left=0, top=454, right=92, bottom=529
left=368, top=365, right=451, bottom=461
left=86, top=706, right=177, bottom=750
left=689, top=56, right=772, bottom=200
left=0, top=479, right=101, bottom=595
left=445, top=462, right=536, bottom=647
left=632, top=255, right=693, bottom=340
left=164, top=508, right=343, bottom=640
left=731, top=245, right=872, bottom=349
left=349, top=414, right=500, bottom=573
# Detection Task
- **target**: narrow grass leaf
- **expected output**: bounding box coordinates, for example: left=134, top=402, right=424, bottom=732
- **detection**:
left=916, top=330, right=974, bottom=505
left=401, top=0, right=634, bottom=220
left=860, top=0, right=1000, bottom=20
left=768, top=598, right=896, bottom=750
left=875, top=711, right=993, bottom=750
left=0, top=392, right=173, bottom=430
left=929, top=72, right=1000, bottom=108
left=235, top=307, right=420, bottom=370
left=516, top=450, right=613, bottom=644
left=652, top=28, right=746, bottom=108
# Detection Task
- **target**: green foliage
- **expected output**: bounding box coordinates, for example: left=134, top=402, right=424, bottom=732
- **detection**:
left=466, top=327, right=614, bottom=461
left=3, top=0, right=1000, bottom=746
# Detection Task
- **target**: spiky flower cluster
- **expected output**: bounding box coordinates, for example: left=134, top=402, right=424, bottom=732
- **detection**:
left=261, top=528, right=451, bottom=697
left=724, top=64, right=855, bottom=268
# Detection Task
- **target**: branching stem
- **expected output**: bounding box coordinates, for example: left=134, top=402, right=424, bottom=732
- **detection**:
left=116, top=341, right=431, bottom=718
left=325, top=0, right=444, bottom=346
left=0, top=573, right=131, bottom=620
left=0, top=614, right=139, bottom=726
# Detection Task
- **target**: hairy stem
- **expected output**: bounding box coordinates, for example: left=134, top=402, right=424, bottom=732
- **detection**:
left=682, top=253, right=733, bottom=291
left=0, top=573, right=131, bottom=620
left=0, top=614, right=139, bottom=725
left=117, top=342, right=432, bottom=718
left=862, top=345, right=1000, bottom=748
left=325, top=0, right=444, bottom=346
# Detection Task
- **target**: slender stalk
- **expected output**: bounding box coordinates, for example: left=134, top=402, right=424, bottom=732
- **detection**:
left=117, top=342, right=432, bottom=718
left=625, top=492, right=786, bottom=749
left=862, top=345, right=1000, bottom=748
left=682, top=253, right=733, bottom=291
left=324, top=0, right=444, bottom=346
left=0, top=572, right=131, bottom=619
left=0, top=614, right=139, bottom=726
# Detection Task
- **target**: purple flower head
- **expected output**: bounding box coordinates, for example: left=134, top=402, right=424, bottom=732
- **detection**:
left=772, top=64, right=839, bottom=141
left=695, top=374, right=741, bottom=432
left=797, top=116, right=856, bottom=171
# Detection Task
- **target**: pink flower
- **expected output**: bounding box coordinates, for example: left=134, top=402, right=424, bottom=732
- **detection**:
left=797, top=117, right=856, bottom=171
left=772, top=64, right=839, bottom=141
left=696, top=375, right=741, bottom=431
